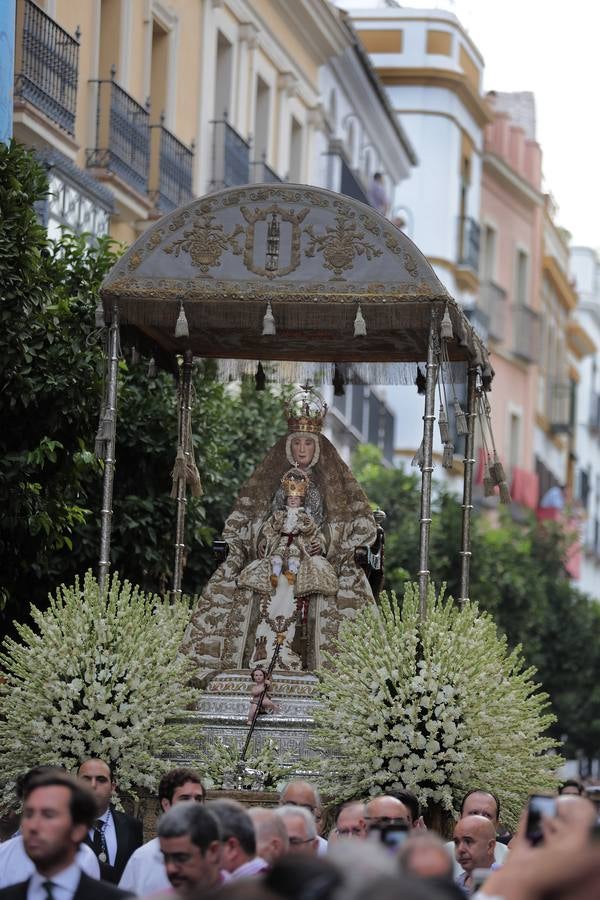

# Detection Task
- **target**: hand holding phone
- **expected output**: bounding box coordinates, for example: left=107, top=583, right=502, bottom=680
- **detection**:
left=526, top=794, right=556, bottom=846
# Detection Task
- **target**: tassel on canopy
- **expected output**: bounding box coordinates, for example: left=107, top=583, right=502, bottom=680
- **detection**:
left=411, top=441, right=424, bottom=471
left=415, top=365, right=427, bottom=395
left=95, top=299, right=105, bottom=329
left=442, top=442, right=454, bottom=469
left=255, top=362, right=266, bottom=391
left=333, top=364, right=345, bottom=397
left=453, top=398, right=468, bottom=435
left=175, top=301, right=189, bottom=338
left=147, top=357, right=157, bottom=378
left=440, top=304, right=453, bottom=341
left=354, top=305, right=367, bottom=337
left=438, top=403, right=450, bottom=445
left=499, top=480, right=512, bottom=504
left=262, top=302, right=276, bottom=336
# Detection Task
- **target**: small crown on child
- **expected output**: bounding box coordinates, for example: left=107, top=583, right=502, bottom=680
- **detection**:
left=281, top=468, right=309, bottom=498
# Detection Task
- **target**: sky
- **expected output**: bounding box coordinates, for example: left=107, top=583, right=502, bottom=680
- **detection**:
left=338, top=0, right=600, bottom=249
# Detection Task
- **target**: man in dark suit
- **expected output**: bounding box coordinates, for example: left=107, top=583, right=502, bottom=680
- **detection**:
left=78, top=758, right=143, bottom=883
left=0, top=770, right=134, bottom=899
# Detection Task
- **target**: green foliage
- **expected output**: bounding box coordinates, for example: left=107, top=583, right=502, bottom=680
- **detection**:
left=0, top=571, right=199, bottom=810
left=352, top=443, right=600, bottom=760
left=313, top=584, right=559, bottom=829
left=0, top=141, right=287, bottom=622
left=199, top=736, right=291, bottom=791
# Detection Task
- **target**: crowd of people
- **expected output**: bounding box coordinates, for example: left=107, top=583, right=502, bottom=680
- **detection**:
left=0, top=762, right=599, bottom=900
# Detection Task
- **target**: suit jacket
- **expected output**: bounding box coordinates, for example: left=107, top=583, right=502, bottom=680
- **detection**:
left=0, top=872, right=135, bottom=899
left=84, top=807, right=144, bottom=883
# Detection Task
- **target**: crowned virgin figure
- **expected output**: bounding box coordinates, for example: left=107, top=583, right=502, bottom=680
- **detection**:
left=182, top=387, right=378, bottom=679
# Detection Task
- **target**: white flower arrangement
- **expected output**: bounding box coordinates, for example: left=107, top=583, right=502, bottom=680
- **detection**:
left=313, top=584, right=561, bottom=829
left=200, top=736, right=291, bottom=791
left=0, top=571, right=199, bottom=810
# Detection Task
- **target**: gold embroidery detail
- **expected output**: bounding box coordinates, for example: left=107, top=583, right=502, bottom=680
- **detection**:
left=163, top=212, right=245, bottom=273
left=240, top=204, right=310, bottom=278
left=304, top=213, right=383, bottom=277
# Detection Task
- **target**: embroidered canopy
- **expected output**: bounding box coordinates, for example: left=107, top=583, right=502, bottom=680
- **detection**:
left=100, top=183, right=490, bottom=384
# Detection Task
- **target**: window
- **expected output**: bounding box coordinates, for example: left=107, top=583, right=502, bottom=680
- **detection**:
left=481, top=224, right=496, bottom=281
left=215, top=30, right=233, bottom=119
left=515, top=248, right=529, bottom=305
left=150, top=18, right=169, bottom=120
left=254, top=76, right=270, bottom=161
left=508, top=411, right=521, bottom=473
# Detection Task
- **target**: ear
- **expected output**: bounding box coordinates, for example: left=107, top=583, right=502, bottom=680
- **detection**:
left=160, top=798, right=171, bottom=813
left=205, top=839, right=222, bottom=864
left=72, top=823, right=88, bottom=846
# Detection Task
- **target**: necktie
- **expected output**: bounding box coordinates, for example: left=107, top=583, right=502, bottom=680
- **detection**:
left=42, top=883, right=55, bottom=900
left=92, top=817, right=109, bottom=863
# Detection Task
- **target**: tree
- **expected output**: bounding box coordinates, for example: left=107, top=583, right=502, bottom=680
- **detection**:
left=351, top=443, right=600, bottom=760
left=0, top=141, right=287, bottom=627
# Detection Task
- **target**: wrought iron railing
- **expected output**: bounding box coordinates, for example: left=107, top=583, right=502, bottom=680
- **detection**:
left=457, top=216, right=481, bottom=271
left=87, top=70, right=150, bottom=195
left=548, top=380, right=573, bottom=434
left=479, top=280, right=507, bottom=341
left=340, top=156, right=369, bottom=205
left=250, top=154, right=283, bottom=184
left=512, top=304, right=540, bottom=363
left=14, top=0, right=80, bottom=135
left=211, top=117, right=250, bottom=188
left=150, top=116, right=195, bottom=212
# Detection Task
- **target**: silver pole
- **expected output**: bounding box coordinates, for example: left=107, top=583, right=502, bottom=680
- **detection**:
left=172, top=350, right=194, bottom=598
left=98, top=305, right=120, bottom=593
left=418, top=318, right=439, bottom=619
left=459, top=366, right=478, bottom=606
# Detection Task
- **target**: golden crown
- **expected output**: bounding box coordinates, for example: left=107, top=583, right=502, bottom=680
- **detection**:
left=285, top=385, right=327, bottom=435
left=281, top=468, right=309, bottom=498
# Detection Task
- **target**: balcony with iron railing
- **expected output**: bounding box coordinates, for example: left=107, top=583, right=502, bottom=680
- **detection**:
left=149, top=114, right=195, bottom=212
left=479, top=280, right=507, bottom=342
left=14, top=0, right=80, bottom=136
left=548, top=379, right=573, bottom=434
left=211, top=116, right=250, bottom=188
left=457, top=216, right=481, bottom=272
left=512, top=303, right=540, bottom=363
left=250, top=153, right=283, bottom=184
left=86, top=68, right=150, bottom=196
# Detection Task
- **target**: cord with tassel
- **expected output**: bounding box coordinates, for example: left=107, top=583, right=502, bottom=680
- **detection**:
left=354, top=305, right=366, bottom=337
left=175, top=300, right=189, bottom=338
left=262, top=302, right=276, bottom=335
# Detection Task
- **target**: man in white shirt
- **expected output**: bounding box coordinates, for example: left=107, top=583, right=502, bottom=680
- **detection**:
left=0, top=770, right=133, bottom=899
left=118, top=767, right=205, bottom=894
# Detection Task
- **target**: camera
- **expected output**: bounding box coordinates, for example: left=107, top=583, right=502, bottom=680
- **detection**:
left=377, top=823, right=409, bottom=851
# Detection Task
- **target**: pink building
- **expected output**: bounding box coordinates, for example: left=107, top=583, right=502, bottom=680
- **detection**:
left=479, top=92, right=544, bottom=509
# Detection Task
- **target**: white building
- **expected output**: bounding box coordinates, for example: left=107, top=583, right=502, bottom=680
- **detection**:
left=570, top=246, right=600, bottom=599
left=336, top=3, right=491, bottom=467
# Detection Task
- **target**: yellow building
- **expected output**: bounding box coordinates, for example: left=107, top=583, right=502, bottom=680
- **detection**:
left=12, top=0, right=414, bottom=247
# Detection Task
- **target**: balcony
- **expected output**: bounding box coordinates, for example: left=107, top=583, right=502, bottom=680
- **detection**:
left=512, top=304, right=540, bottom=363
left=340, top=156, right=369, bottom=205
left=250, top=154, right=283, bottom=184
left=14, top=0, right=80, bottom=136
left=479, top=280, right=507, bottom=342
left=211, top=117, right=250, bottom=188
left=549, top=380, right=573, bottom=435
left=86, top=71, right=150, bottom=196
left=149, top=117, right=195, bottom=212
left=457, top=216, right=481, bottom=272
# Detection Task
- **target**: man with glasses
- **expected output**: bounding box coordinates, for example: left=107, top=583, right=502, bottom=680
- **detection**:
left=152, top=803, right=223, bottom=899
left=275, top=806, right=319, bottom=856
left=119, top=768, right=205, bottom=894
left=207, top=800, right=267, bottom=878
left=278, top=780, right=327, bottom=854
left=335, top=802, right=368, bottom=840
left=365, top=795, right=414, bottom=832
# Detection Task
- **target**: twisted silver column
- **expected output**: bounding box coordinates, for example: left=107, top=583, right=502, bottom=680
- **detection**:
left=98, top=305, right=120, bottom=593
left=172, top=350, right=194, bottom=599
left=418, top=318, right=439, bottom=619
left=459, top=366, right=478, bottom=606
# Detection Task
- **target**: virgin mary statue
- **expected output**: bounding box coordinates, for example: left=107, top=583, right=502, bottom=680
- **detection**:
left=182, top=387, right=378, bottom=680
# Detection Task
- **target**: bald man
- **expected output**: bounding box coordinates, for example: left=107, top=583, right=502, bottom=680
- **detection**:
left=336, top=802, right=367, bottom=839
left=248, top=808, right=289, bottom=866
left=453, top=815, right=497, bottom=894
left=556, top=794, right=597, bottom=831
left=365, top=795, right=413, bottom=832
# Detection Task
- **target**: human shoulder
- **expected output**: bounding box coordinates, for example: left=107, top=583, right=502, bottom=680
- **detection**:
left=0, top=880, right=28, bottom=900
left=111, top=806, right=144, bottom=840
left=76, top=872, right=136, bottom=899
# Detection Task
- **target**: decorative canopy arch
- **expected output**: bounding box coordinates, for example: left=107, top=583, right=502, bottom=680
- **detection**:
left=100, top=183, right=491, bottom=382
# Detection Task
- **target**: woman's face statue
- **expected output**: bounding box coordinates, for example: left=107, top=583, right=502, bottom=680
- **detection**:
left=290, top=435, right=316, bottom=468
left=252, top=668, right=265, bottom=683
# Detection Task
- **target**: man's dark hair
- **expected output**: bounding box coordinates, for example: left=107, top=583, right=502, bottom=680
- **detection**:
left=265, top=856, right=342, bottom=900
left=373, top=172, right=383, bottom=181
left=77, top=757, right=116, bottom=781
left=157, top=802, right=220, bottom=851
left=208, top=799, right=256, bottom=856
left=16, top=765, right=64, bottom=802
left=158, top=767, right=205, bottom=804
left=24, top=771, right=97, bottom=828
left=459, top=789, right=500, bottom=821
left=558, top=779, right=584, bottom=795
left=386, top=788, right=420, bottom=824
